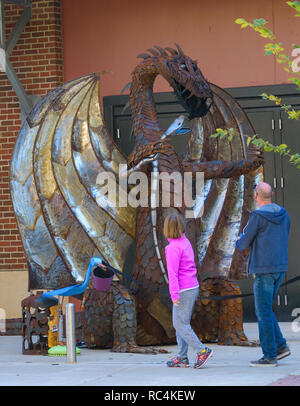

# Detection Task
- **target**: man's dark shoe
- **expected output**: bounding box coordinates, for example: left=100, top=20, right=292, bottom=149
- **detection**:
left=277, top=345, right=291, bottom=360
left=250, top=357, right=277, bottom=367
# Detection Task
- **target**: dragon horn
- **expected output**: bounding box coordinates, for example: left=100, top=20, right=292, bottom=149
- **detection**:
left=137, top=53, right=151, bottom=59
left=154, top=45, right=168, bottom=56
left=147, top=48, right=160, bottom=57
left=121, top=101, right=131, bottom=114
left=165, top=47, right=178, bottom=56
left=120, top=82, right=131, bottom=94
left=175, top=43, right=184, bottom=55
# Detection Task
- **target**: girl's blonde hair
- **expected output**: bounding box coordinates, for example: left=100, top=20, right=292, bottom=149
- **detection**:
left=163, top=212, right=185, bottom=239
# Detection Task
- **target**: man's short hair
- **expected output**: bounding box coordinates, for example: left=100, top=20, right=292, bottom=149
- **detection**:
left=255, top=182, right=272, bottom=200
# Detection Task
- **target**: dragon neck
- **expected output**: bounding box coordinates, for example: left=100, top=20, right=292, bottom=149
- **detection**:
left=130, top=65, right=164, bottom=145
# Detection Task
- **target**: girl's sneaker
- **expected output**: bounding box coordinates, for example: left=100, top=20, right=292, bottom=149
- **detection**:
left=194, top=348, right=213, bottom=369
left=166, top=356, right=190, bottom=368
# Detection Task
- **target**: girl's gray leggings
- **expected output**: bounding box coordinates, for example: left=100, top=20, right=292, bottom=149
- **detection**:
left=172, top=287, right=206, bottom=358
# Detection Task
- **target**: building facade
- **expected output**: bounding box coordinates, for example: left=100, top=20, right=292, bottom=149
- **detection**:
left=1, top=0, right=299, bottom=329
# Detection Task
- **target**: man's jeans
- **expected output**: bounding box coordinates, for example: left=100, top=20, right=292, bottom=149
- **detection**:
left=253, top=272, right=287, bottom=359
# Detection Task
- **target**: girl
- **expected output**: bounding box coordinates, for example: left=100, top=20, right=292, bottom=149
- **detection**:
left=164, top=212, right=213, bottom=369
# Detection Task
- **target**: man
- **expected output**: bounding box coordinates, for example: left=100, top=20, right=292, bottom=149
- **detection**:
left=236, top=182, right=291, bottom=367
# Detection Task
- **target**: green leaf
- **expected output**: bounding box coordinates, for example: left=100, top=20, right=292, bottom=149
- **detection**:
left=253, top=18, right=267, bottom=27
left=287, top=0, right=300, bottom=10
left=235, top=18, right=246, bottom=24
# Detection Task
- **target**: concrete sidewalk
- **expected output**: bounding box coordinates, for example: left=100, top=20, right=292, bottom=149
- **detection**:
left=0, top=323, right=300, bottom=387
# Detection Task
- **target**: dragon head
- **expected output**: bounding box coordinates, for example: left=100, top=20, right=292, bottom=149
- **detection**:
left=136, top=44, right=213, bottom=120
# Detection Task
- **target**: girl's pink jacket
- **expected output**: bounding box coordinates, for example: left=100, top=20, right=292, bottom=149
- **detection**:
left=165, top=233, right=199, bottom=302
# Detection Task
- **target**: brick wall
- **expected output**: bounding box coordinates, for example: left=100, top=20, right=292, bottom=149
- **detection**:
left=0, top=1, right=63, bottom=276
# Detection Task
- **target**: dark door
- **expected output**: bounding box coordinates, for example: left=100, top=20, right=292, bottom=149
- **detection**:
left=237, top=108, right=280, bottom=321
left=243, top=108, right=300, bottom=321
left=278, top=110, right=300, bottom=320
left=113, top=114, right=134, bottom=156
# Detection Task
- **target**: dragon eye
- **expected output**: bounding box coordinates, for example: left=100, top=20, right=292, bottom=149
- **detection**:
left=180, top=63, right=188, bottom=71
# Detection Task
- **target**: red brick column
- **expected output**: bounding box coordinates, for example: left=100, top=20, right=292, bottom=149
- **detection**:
left=0, top=1, right=63, bottom=277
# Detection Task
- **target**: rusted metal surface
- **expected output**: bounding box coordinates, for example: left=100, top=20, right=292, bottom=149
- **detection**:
left=11, top=45, right=263, bottom=350
left=21, top=292, right=51, bottom=355
left=82, top=281, right=167, bottom=353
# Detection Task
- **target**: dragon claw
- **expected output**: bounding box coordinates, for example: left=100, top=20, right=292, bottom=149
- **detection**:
left=128, top=140, right=173, bottom=170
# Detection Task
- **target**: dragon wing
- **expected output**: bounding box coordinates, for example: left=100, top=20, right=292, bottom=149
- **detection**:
left=186, top=83, right=263, bottom=279
left=10, top=74, right=136, bottom=290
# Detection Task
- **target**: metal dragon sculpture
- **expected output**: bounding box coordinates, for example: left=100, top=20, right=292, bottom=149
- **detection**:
left=11, top=44, right=263, bottom=352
